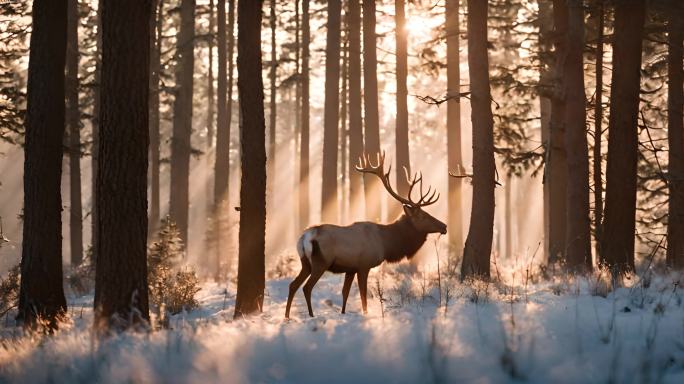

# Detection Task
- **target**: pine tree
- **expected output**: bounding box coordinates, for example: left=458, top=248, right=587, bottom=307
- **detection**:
left=94, top=0, right=153, bottom=331
left=17, top=0, right=68, bottom=330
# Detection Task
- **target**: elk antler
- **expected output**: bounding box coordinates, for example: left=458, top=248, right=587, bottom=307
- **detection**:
left=356, top=151, right=440, bottom=208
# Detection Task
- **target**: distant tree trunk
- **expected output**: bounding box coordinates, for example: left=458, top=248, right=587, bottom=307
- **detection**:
left=293, top=0, right=301, bottom=230
left=66, top=0, right=83, bottom=267
left=214, top=0, right=227, bottom=278
left=299, top=0, right=310, bottom=229
left=321, top=0, right=342, bottom=223
left=149, top=0, right=163, bottom=232
left=268, top=0, right=277, bottom=208
left=547, top=0, right=568, bottom=265
left=394, top=0, right=410, bottom=220
left=206, top=0, right=215, bottom=222
left=593, top=0, right=604, bottom=260
left=207, top=0, right=215, bottom=149
left=91, top=4, right=102, bottom=262
left=461, top=0, right=495, bottom=279
left=505, top=173, right=512, bottom=257
left=17, top=0, right=68, bottom=330
left=214, top=0, right=235, bottom=277
left=362, top=0, right=381, bottom=222
left=348, top=0, right=363, bottom=221
left=600, top=0, right=645, bottom=274
left=446, top=0, right=463, bottom=259
left=538, top=0, right=552, bottom=262
left=563, top=0, right=591, bottom=271
left=170, top=0, right=195, bottom=244
left=234, top=0, right=266, bottom=317
left=94, top=0, right=152, bottom=331
left=340, top=22, right=349, bottom=223
left=667, top=0, right=684, bottom=269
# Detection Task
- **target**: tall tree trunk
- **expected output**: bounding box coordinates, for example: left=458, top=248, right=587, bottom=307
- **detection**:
left=394, top=0, right=410, bottom=220
left=348, top=0, right=363, bottom=221
left=321, top=0, right=342, bottom=223
left=593, top=0, right=604, bottom=260
left=563, top=0, right=591, bottom=271
left=667, top=0, right=684, bottom=269
left=214, top=0, right=235, bottom=277
left=66, top=0, right=83, bottom=267
left=268, top=0, right=277, bottom=208
left=170, top=0, right=195, bottom=244
left=94, top=0, right=152, bottom=331
left=91, top=3, right=102, bottom=263
left=340, top=21, right=349, bottom=223
left=234, top=0, right=266, bottom=317
left=362, top=0, right=381, bottom=222
left=547, top=0, right=568, bottom=265
left=150, top=0, right=163, bottom=232
left=600, top=0, right=645, bottom=274
left=446, top=0, right=463, bottom=259
left=461, top=0, right=495, bottom=279
left=299, top=0, right=310, bottom=229
left=17, top=0, right=68, bottom=330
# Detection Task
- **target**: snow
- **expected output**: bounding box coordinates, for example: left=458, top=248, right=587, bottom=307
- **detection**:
left=2, top=268, right=684, bottom=384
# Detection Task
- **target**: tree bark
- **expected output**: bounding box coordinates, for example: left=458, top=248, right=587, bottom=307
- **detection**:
left=348, top=0, right=363, bottom=221
left=600, top=0, right=645, bottom=274
left=234, top=0, right=266, bottom=317
left=170, top=0, right=195, bottom=244
left=94, top=0, right=152, bottom=331
left=321, top=0, right=342, bottom=223
left=299, top=0, right=310, bottom=229
left=214, top=0, right=235, bottom=277
left=563, top=0, right=591, bottom=271
left=446, top=0, right=463, bottom=259
left=149, top=0, right=163, bottom=232
left=17, top=0, right=68, bottom=330
left=547, top=0, right=568, bottom=265
left=593, top=0, right=604, bottom=260
left=394, top=0, right=410, bottom=220
left=362, top=0, right=382, bottom=222
left=667, top=0, right=684, bottom=269
left=66, top=0, right=83, bottom=267
left=461, top=0, right=495, bottom=279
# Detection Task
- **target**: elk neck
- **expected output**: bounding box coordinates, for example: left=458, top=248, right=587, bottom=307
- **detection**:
left=379, top=214, right=428, bottom=263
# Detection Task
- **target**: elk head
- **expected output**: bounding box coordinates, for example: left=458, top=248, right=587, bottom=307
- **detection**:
left=356, top=152, right=447, bottom=235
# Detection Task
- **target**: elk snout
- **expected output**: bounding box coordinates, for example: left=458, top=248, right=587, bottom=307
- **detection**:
left=439, top=223, right=447, bottom=235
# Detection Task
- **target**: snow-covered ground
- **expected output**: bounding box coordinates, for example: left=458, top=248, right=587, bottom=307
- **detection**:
left=1, top=267, right=684, bottom=384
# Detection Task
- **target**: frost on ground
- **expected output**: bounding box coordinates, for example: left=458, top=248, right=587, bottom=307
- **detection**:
left=1, top=264, right=684, bottom=384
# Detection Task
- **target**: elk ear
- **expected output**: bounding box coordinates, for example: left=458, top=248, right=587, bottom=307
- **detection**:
left=403, top=205, right=417, bottom=216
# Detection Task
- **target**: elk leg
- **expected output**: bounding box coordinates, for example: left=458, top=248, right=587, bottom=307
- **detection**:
left=358, top=269, right=369, bottom=314
left=285, top=257, right=312, bottom=318
left=302, top=262, right=326, bottom=317
left=341, top=272, right=355, bottom=314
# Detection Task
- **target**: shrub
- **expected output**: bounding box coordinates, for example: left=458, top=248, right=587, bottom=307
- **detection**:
left=0, top=264, right=19, bottom=317
left=67, top=246, right=95, bottom=296
left=148, top=217, right=200, bottom=320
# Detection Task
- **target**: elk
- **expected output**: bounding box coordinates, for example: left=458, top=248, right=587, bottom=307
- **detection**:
left=285, top=152, right=447, bottom=318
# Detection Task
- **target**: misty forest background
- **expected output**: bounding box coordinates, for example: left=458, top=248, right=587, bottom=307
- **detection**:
left=0, top=0, right=683, bottom=333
